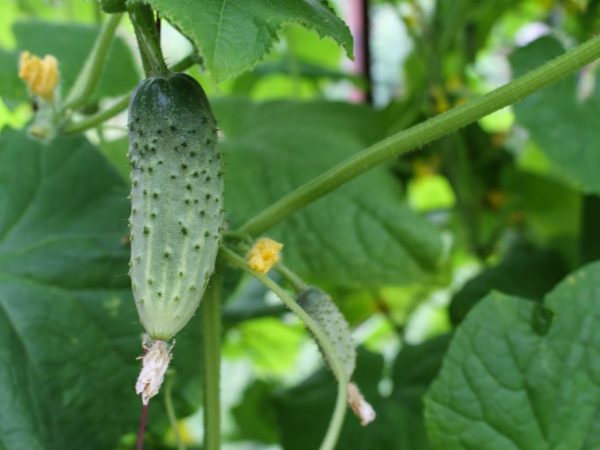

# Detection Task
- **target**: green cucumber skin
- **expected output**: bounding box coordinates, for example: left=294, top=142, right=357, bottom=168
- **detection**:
left=298, top=287, right=356, bottom=379
left=128, top=73, right=224, bottom=340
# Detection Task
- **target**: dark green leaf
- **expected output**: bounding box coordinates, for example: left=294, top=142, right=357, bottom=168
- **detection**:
left=216, top=99, right=445, bottom=287
left=273, top=348, right=385, bottom=450
left=502, top=170, right=581, bottom=264
left=0, top=49, right=26, bottom=108
left=0, top=129, right=202, bottom=449
left=426, top=261, right=600, bottom=450
left=144, top=0, right=353, bottom=81
left=232, top=380, right=279, bottom=444
left=580, top=194, right=600, bottom=264
left=0, top=128, right=138, bottom=450
left=274, top=338, right=449, bottom=450
left=392, top=335, right=450, bottom=407
left=450, top=244, right=568, bottom=325
left=512, top=37, right=600, bottom=194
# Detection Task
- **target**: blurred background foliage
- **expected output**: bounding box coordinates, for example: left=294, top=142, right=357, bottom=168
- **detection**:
left=1, top=0, right=600, bottom=449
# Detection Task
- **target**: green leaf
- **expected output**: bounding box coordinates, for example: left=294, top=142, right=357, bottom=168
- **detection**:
left=2, top=20, right=139, bottom=105
left=388, top=336, right=450, bottom=450
left=216, top=99, right=445, bottom=287
left=99, top=136, right=129, bottom=180
left=581, top=194, right=600, bottom=264
left=224, top=317, right=304, bottom=376
left=502, top=170, right=581, bottom=264
left=0, top=49, right=25, bottom=108
left=232, top=379, right=279, bottom=444
left=273, top=339, right=449, bottom=450
left=0, top=129, right=139, bottom=450
left=144, top=0, right=353, bottom=81
left=511, top=37, right=600, bottom=194
left=425, top=261, right=600, bottom=450
left=273, top=348, right=385, bottom=450
left=449, top=244, right=568, bottom=325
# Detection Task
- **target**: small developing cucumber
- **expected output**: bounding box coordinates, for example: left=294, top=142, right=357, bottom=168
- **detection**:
left=297, top=287, right=356, bottom=379
left=298, top=287, right=376, bottom=425
left=128, top=73, right=224, bottom=340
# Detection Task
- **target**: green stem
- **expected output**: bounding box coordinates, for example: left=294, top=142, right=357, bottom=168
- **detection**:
left=128, top=3, right=168, bottom=77
left=220, top=247, right=348, bottom=450
left=202, top=274, right=222, bottom=450
left=237, top=34, right=600, bottom=237
left=164, top=372, right=186, bottom=450
left=170, top=54, right=202, bottom=73
left=62, top=94, right=129, bottom=134
left=62, top=14, right=123, bottom=111
left=275, top=262, right=307, bottom=292
left=61, top=55, right=197, bottom=135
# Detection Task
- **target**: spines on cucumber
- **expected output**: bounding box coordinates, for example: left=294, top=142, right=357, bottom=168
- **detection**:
left=297, top=286, right=356, bottom=379
left=128, top=72, right=224, bottom=341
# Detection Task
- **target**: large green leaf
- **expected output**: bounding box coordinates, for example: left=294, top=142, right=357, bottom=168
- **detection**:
left=0, top=128, right=140, bottom=449
left=1, top=20, right=139, bottom=106
left=425, top=261, right=600, bottom=450
left=215, top=99, right=444, bottom=287
left=145, top=0, right=352, bottom=81
left=511, top=37, right=600, bottom=194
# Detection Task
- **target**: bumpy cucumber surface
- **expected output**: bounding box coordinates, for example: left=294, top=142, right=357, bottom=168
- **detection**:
left=128, top=73, right=224, bottom=340
left=297, top=287, right=356, bottom=379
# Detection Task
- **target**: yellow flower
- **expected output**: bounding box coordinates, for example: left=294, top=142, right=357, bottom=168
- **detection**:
left=247, top=238, right=283, bottom=274
left=19, top=51, right=59, bottom=101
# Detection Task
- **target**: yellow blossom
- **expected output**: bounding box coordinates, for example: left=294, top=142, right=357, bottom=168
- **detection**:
left=19, top=51, right=59, bottom=101
left=247, top=238, right=283, bottom=274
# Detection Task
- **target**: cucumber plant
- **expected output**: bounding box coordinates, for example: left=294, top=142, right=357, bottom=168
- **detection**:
left=13, top=2, right=600, bottom=450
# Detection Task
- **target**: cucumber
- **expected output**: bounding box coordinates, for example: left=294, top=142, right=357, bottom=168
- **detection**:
left=128, top=73, right=224, bottom=340
left=297, top=287, right=356, bottom=379
left=298, top=287, right=376, bottom=425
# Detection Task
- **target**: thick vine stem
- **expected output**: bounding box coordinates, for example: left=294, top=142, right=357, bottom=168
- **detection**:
left=128, top=3, right=168, bottom=77
left=62, top=13, right=123, bottom=111
left=237, top=34, right=600, bottom=237
left=202, top=273, right=223, bottom=450
left=220, top=247, right=349, bottom=450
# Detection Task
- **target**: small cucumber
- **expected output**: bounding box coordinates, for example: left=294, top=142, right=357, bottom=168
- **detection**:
left=128, top=73, right=224, bottom=340
left=297, top=287, right=356, bottom=379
